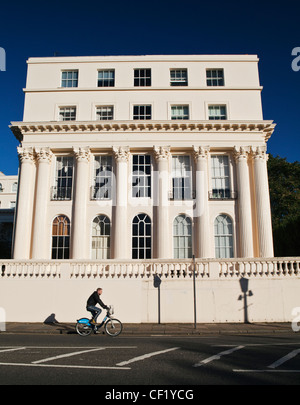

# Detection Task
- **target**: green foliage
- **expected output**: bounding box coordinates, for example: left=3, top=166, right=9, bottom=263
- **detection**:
left=267, top=154, right=300, bottom=256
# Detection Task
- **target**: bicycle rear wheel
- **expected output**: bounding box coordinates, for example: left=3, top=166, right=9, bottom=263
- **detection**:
left=76, top=319, right=93, bottom=336
left=104, top=318, right=122, bottom=337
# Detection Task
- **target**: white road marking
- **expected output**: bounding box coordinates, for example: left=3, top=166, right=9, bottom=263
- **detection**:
left=0, top=362, right=130, bottom=370
left=116, top=347, right=180, bottom=366
left=234, top=369, right=300, bottom=373
left=32, top=347, right=107, bottom=364
left=268, top=348, right=300, bottom=369
left=193, top=345, right=245, bottom=367
left=0, top=347, right=26, bottom=353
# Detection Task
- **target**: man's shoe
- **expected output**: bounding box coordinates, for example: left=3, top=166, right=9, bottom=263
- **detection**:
left=90, top=319, right=96, bottom=325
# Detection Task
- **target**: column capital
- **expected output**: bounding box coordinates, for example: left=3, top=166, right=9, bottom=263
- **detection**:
left=73, top=147, right=91, bottom=162
left=113, top=146, right=130, bottom=162
left=193, top=145, right=210, bottom=161
left=35, top=147, right=53, bottom=164
left=251, top=146, right=269, bottom=162
left=233, top=146, right=250, bottom=162
left=17, top=147, right=35, bottom=164
left=153, top=146, right=171, bottom=161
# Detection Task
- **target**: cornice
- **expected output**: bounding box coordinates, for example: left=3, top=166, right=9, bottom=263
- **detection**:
left=10, top=120, right=276, bottom=142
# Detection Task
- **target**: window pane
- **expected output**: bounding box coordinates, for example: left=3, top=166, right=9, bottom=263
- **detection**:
left=132, top=214, right=151, bottom=259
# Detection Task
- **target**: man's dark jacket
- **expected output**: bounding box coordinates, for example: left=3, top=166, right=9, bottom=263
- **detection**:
left=86, top=291, right=108, bottom=309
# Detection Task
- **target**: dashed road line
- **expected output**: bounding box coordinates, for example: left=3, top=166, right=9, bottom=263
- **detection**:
left=193, top=345, right=245, bottom=367
left=116, top=347, right=180, bottom=366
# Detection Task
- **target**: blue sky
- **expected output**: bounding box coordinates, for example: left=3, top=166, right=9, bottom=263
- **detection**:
left=0, top=0, right=299, bottom=174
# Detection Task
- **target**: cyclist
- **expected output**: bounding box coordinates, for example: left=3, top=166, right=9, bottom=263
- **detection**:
left=86, top=288, right=109, bottom=325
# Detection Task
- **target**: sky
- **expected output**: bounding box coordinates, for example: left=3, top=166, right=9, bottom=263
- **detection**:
left=0, top=0, right=299, bottom=175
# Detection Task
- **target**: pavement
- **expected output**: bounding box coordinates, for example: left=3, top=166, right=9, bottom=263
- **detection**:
left=1, top=321, right=296, bottom=335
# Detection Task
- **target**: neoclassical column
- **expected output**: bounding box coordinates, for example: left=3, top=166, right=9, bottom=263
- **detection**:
left=31, top=147, right=53, bottom=259
left=71, top=147, right=91, bottom=259
left=193, top=146, right=211, bottom=258
left=234, top=146, right=254, bottom=258
left=252, top=147, right=274, bottom=257
left=113, top=146, right=130, bottom=259
left=13, top=147, right=36, bottom=259
left=154, top=146, right=171, bottom=259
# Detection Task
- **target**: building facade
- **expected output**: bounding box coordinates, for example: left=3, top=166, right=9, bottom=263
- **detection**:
left=10, top=54, right=275, bottom=261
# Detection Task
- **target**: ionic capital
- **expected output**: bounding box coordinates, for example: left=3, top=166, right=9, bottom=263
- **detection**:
left=112, top=146, right=130, bottom=162
left=17, top=147, right=35, bottom=164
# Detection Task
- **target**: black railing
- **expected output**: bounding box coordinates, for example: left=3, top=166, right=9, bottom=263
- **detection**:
left=51, top=186, right=72, bottom=201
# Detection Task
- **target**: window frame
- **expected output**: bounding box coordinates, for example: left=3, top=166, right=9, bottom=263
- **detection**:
left=61, top=70, right=78, bottom=88
left=171, top=105, right=190, bottom=120
left=171, top=155, right=192, bottom=200
left=97, top=69, right=115, bottom=87
left=51, top=215, right=71, bottom=259
left=173, top=214, right=193, bottom=259
left=96, top=105, right=114, bottom=121
left=92, top=155, right=113, bottom=200
left=91, top=215, right=111, bottom=259
left=132, top=154, right=152, bottom=198
left=206, top=69, right=225, bottom=87
left=170, top=69, right=188, bottom=86
left=208, top=105, right=227, bottom=120
left=133, top=104, right=152, bottom=120
left=58, top=106, right=77, bottom=121
left=51, top=156, right=74, bottom=201
left=214, top=214, right=234, bottom=259
left=134, top=68, right=151, bottom=87
left=132, top=213, right=152, bottom=259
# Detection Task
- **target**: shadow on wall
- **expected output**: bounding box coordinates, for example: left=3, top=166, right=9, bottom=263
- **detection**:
left=238, top=277, right=253, bottom=324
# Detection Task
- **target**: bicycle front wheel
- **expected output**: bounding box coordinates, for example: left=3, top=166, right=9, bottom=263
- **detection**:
left=105, top=318, right=123, bottom=337
left=76, top=321, right=93, bottom=336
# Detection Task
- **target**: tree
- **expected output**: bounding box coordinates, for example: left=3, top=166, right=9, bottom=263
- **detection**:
left=267, top=154, right=300, bottom=256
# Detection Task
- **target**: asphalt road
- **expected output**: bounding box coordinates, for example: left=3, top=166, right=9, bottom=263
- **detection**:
left=0, top=333, right=299, bottom=387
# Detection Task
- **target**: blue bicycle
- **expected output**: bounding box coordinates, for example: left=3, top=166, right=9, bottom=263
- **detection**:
left=76, top=306, right=122, bottom=337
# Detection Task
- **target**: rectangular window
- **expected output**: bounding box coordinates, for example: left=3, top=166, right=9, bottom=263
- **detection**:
left=208, top=105, right=227, bottom=120
left=171, top=105, right=189, bottom=120
left=98, top=70, right=115, bottom=87
left=210, top=155, right=230, bottom=199
left=132, top=155, right=151, bottom=198
left=52, top=156, right=74, bottom=200
left=206, top=69, right=224, bottom=86
left=172, top=156, right=192, bottom=200
left=170, top=69, right=188, bottom=86
left=61, top=70, right=78, bottom=87
left=92, top=156, right=113, bottom=200
left=59, top=107, right=76, bottom=121
left=133, top=105, right=152, bottom=120
left=96, top=106, right=114, bottom=120
left=134, top=69, right=151, bottom=86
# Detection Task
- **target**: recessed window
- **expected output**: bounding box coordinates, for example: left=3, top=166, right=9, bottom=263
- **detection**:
left=206, top=69, right=224, bottom=86
left=214, top=214, right=234, bottom=258
left=98, top=70, right=115, bottom=87
left=170, top=69, right=188, bottom=86
left=92, top=155, right=113, bottom=200
left=96, top=106, right=114, bottom=120
left=51, top=215, right=70, bottom=259
left=92, top=215, right=111, bottom=259
left=173, top=215, right=192, bottom=259
left=132, top=155, right=151, bottom=198
left=133, top=105, right=152, bottom=120
left=134, top=69, right=151, bottom=86
left=132, top=213, right=152, bottom=259
left=61, top=70, right=78, bottom=87
left=171, top=156, right=192, bottom=200
left=210, top=155, right=230, bottom=199
left=59, top=107, right=76, bottom=121
left=208, top=105, right=227, bottom=120
left=171, top=105, right=189, bottom=120
left=51, top=156, right=73, bottom=200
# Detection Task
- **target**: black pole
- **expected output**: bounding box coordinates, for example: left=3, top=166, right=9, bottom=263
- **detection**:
left=193, top=254, right=196, bottom=329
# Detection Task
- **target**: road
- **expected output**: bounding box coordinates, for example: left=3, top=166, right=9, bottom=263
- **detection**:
left=0, top=333, right=299, bottom=386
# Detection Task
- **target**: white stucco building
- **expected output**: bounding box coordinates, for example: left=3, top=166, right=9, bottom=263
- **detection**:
left=10, top=54, right=275, bottom=262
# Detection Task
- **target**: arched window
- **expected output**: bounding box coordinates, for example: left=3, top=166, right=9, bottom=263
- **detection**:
left=51, top=215, right=70, bottom=259
left=92, top=215, right=110, bottom=259
left=214, top=214, right=234, bottom=258
left=132, top=214, right=151, bottom=259
left=173, top=214, right=192, bottom=259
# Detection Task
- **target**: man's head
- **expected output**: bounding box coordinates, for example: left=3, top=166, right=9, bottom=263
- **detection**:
left=96, top=288, right=103, bottom=295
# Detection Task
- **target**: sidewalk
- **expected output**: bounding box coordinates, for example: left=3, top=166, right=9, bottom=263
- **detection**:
left=2, top=321, right=296, bottom=335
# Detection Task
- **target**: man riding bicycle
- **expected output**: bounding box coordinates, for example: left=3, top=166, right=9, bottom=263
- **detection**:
left=86, top=288, right=109, bottom=325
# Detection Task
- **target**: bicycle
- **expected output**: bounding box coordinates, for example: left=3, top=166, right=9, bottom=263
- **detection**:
left=76, top=305, right=122, bottom=337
